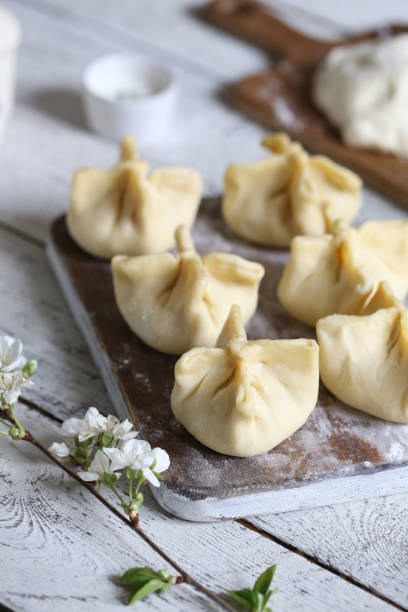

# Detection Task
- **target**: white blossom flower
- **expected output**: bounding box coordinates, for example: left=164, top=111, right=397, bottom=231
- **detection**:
left=60, top=406, right=137, bottom=444
left=105, top=414, right=136, bottom=442
left=103, top=438, right=152, bottom=469
left=104, top=439, right=170, bottom=487
left=60, top=407, right=104, bottom=441
left=0, top=336, right=27, bottom=372
left=0, top=371, right=32, bottom=405
left=137, top=447, right=170, bottom=487
left=49, top=441, right=71, bottom=458
left=78, top=449, right=122, bottom=482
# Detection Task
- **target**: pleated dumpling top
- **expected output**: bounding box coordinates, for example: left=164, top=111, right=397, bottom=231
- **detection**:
left=68, top=136, right=202, bottom=258
left=278, top=220, right=408, bottom=326
left=171, top=305, right=319, bottom=456
left=222, top=133, right=362, bottom=247
left=112, top=226, right=264, bottom=355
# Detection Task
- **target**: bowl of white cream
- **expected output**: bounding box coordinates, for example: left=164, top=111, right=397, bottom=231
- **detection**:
left=82, top=53, right=177, bottom=143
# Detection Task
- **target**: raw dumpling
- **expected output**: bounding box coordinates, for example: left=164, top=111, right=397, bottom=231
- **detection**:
left=67, top=136, right=202, bottom=258
left=222, top=133, right=362, bottom=247
left=317, top=307, right=408, bottom=423
left=171, top=305, right=319, bottom=456
left=278, top=220, right=408, bottom=326
left=112, top=226, right=264, bottom=355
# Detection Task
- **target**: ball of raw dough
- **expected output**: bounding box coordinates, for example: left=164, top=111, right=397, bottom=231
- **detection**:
left=313, top=34, right=408, bottom=158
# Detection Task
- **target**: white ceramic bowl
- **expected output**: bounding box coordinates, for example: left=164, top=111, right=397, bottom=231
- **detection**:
left=82, top=53, right=177, bottom=143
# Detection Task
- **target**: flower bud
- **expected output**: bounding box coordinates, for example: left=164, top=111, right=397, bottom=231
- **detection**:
left=9, top=426, right=25, bottom=440
left=22, top=360, right=37, bottom=378
left=100, top=471, right=117, bottom=487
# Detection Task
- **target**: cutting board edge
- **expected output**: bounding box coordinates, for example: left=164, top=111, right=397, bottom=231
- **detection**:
left=151, top=463, right=408, bottom=521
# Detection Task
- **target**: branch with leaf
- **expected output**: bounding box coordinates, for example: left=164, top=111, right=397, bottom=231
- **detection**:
left=0, top=334, right=277, bottom=610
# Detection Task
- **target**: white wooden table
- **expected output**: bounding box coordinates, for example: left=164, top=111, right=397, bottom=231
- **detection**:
left=1, top=1, right=408, bottom=610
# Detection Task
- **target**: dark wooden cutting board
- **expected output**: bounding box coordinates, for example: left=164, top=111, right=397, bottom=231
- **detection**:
left=47, top=202, right=408, bottom=521
left=205, top=0, right=408, bottom=208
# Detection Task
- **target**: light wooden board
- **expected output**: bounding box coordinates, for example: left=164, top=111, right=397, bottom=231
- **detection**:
left=0, top=0, right=407, bottom=609
left=48, top=212, right=408, bottom=522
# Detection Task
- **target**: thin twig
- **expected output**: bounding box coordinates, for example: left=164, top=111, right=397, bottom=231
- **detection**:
left=1, top=407, right=235, bottom=612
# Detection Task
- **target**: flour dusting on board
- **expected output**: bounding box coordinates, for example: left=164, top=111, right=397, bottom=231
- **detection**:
left=130, top=197, right=408, bottom=488
left=255, top=79, right=305, bottom=133
left=51, top=201, right=408, bottom=505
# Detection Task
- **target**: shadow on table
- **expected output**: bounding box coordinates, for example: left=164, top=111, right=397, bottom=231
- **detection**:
left=29, top=87, right=87, bottom=131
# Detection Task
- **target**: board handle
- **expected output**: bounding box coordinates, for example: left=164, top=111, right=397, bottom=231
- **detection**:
left=205, top=1, right=408, bottom=68
left=205, top=0, right=333, bottom=67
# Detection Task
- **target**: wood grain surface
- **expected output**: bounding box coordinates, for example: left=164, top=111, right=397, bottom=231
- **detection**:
left=1, top=0, right=408, bottom=609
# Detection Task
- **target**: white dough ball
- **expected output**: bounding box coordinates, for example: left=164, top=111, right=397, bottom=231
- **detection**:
left=313, top=34, right=408, bottom=158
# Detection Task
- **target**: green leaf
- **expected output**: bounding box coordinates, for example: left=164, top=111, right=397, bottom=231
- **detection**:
left=70, top=436, right=94, bottom=466
left=70, top=447, right=87, bottom=465
left=119, top=566, right=179, bottom=604
left=255, top=592, right=266, bottom=612
left=263, top=587, right=277, bottom=608
left=122, top=575, right=153, bottom=592
left=100, top=432, right=115, bottom=448
left=229, top=588, right=257, bottom=610
left=119, top=567, right=159, bottom=586
left=229, top=566, right=277, bottom=612
left=158, top=568, right=169, bottom=580
left=100, top=471, right=118, bottom=487
left=128, top=578, right=164, bottom=604
left=254, top=565, right=277, bottom=597
left=125, top=467, right=138, bottom=480
left=79, top=435, right=94, bottom=449
left=229, top=591, right=252, bottom=610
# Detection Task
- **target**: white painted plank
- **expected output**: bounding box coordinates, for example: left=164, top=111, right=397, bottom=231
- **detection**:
left=0, top=401, right=394, bottom=612
left=0, top=225, right=110, bottom=419
left=20, top=0, right=408, bottom=62
left=250, top=496, right=408, bottom=608
left=274, top=0, right=408, bottom=33
left=8, top=0, right=274, bottom=81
